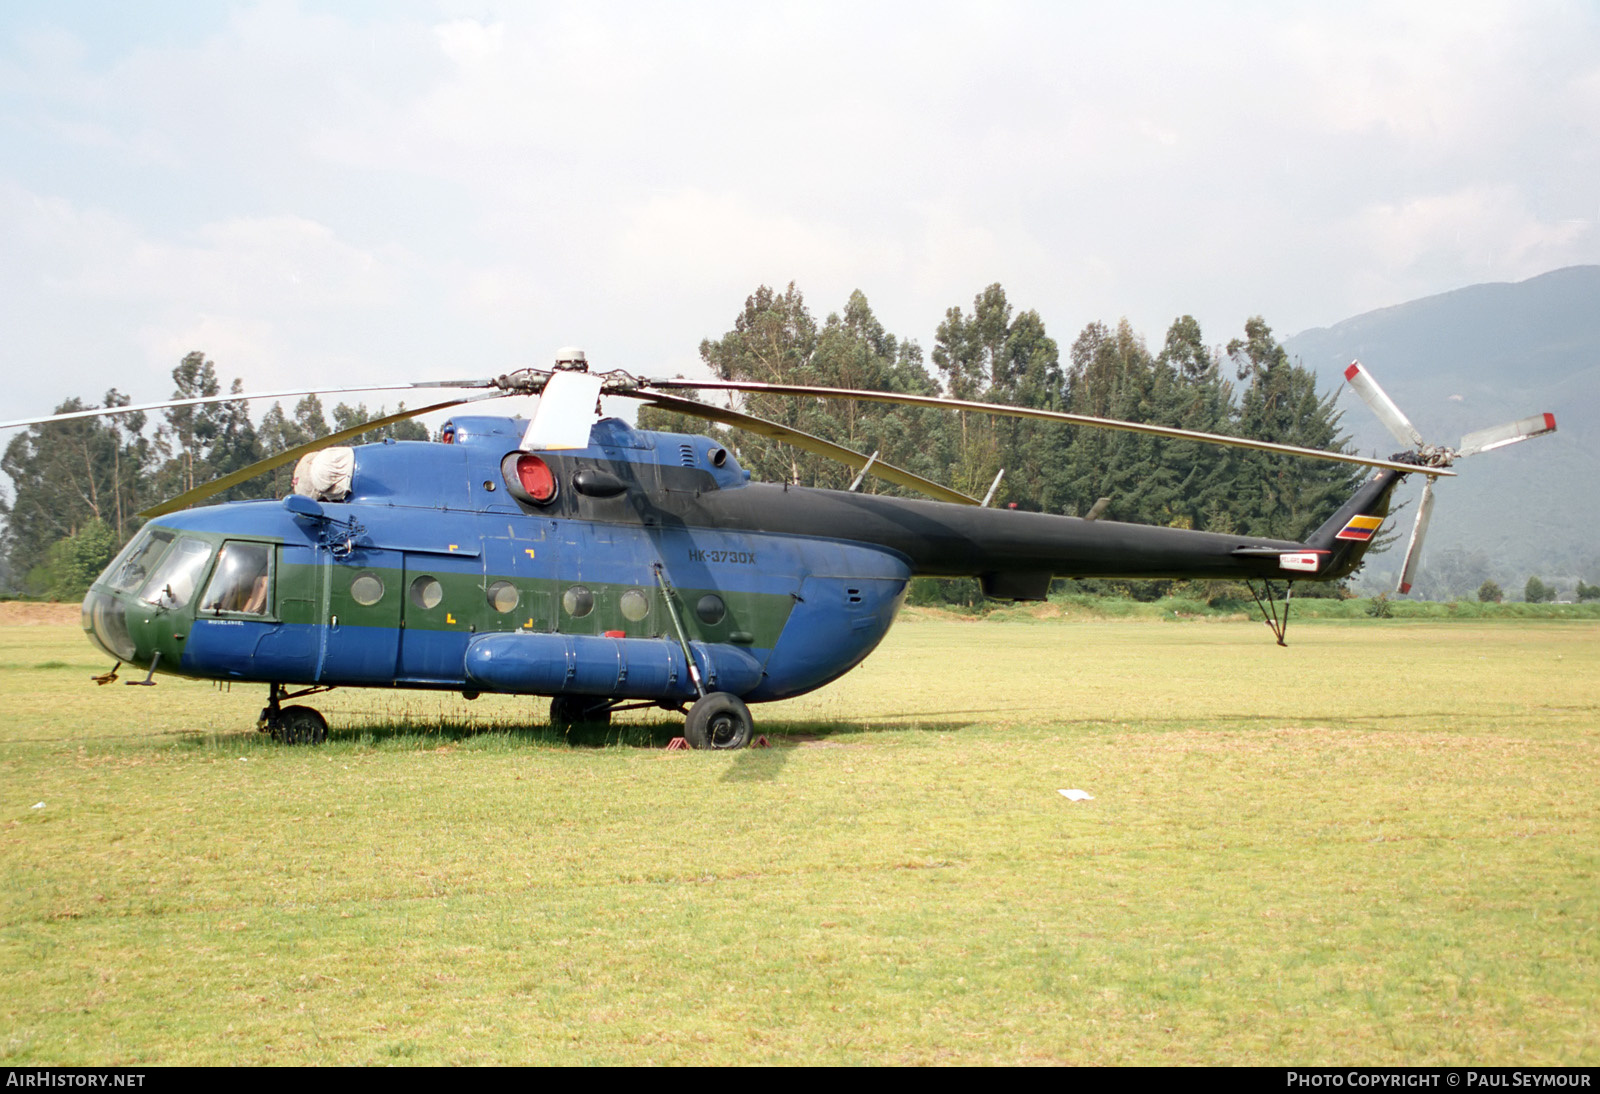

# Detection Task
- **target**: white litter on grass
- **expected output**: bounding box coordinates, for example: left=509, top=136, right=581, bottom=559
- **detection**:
left=1058, top=789, right=1094, bottom=802
left=31, top=802, right=45, bottom=809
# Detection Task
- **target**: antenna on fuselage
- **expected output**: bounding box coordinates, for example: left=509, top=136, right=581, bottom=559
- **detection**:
left=848, top=452, right=881, bottom=492
left=980, top=468, right=1006, bottom=508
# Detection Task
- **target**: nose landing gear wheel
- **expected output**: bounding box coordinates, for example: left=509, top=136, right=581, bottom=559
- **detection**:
left=684, top=692, right=753, bottom=750
left=273, top=705, right=328, bottom=745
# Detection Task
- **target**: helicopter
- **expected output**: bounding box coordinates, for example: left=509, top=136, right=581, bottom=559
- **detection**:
left=3, top=350, right=1556, bottom=749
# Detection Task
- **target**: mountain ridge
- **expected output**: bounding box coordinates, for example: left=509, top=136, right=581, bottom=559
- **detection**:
left=1285, top=265, right=1598, bottom=598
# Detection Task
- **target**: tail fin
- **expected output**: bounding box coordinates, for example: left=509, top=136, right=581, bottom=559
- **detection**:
left=1304, top=468, right=1407, bottom=581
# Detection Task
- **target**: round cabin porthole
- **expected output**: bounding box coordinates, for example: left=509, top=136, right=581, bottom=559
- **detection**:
left=409, top=575, right=443, bottom=610
left=351, top=572, right=385, bottom=606
left=695, top=594, right=726, bottom=626
left=619, top=588, right=651, bottom=622
left=487, top=580, right=519, bottom=613
left=562, top=585, right=594, bottom=618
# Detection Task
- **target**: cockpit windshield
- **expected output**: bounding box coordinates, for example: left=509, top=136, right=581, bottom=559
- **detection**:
left=104, top=527, right=176, bottom=593
left=138, top=537, right=214, bottom=610
left=200, top=542, right=272, bottom=615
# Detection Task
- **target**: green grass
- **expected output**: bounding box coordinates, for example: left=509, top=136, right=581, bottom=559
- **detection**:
left=0, top=617, right=1595, bottom=1064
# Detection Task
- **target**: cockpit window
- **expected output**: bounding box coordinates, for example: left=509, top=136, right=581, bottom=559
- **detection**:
left=105, top=527, right=176, bottom=593
left=200, top=542, right=272, bottom=615
left=139, top=537, right=214, bottom=610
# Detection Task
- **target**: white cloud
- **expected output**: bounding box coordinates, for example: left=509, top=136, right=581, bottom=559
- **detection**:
left=0, top=181, right=452, bottom=417
left=1339, top=185, right=1597, bottom=305
left=433, top=18, right=505, bottom=67
left=1279, top=4, right=1514, bottom=141
left=611, top=188, right=892, bottom=290
left=2, top=0, right=1598, bottom=434
left=138, top=314, right=279, bottom=380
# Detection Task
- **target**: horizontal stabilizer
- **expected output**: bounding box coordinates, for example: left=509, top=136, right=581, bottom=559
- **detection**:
left=1458, top=413, right=1557, bottom=457
left=1230, top=546, right=1327, bottom=573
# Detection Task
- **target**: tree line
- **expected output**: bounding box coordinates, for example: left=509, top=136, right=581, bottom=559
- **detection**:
left=1486, top=577, right=1600, bottom=604
left=0, top=352, right=426, bottom=598
left=642, top=282, right=1361, bottom=537
left=3, top=284, right=1371, bottom=601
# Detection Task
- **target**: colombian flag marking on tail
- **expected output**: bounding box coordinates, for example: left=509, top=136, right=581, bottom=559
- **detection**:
left=1335, top=514, right=1384, bottom=541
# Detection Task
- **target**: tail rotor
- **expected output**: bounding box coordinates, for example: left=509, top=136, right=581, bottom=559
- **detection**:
left=1342, top=360, right=1557, bottom=595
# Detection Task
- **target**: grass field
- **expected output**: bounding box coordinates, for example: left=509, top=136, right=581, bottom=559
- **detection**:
left=1, top=611, right=1595, bottom=1065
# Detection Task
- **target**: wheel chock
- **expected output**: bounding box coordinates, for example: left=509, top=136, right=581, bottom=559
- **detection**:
left=666, top=736, right=767, bottom=750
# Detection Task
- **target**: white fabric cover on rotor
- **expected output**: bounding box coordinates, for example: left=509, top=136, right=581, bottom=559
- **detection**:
left=291, top=447, right=355, bottom=501
left=522, top=370, right=604, bottom=451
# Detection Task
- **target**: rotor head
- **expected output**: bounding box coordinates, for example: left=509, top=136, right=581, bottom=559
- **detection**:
left=553, top=347, right=589, bottom=372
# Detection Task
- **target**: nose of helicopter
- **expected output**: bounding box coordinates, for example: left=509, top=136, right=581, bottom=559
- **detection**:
left=82, top=585, right=140, bottom=663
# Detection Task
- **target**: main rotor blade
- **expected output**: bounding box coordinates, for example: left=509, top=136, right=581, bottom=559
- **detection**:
left=636, top=378, right=1455, bottom=478
left=138, top=394, right=506, bottom=519
left=1396, top=478, right=1435, bottom=596
left=1458, top=412, right=1557, bottom=457
left=635, top=390, right=982, bottom=506
left=1343, top=361, right=1424, bottom=449
left=1, top=378, right=499, bottom=432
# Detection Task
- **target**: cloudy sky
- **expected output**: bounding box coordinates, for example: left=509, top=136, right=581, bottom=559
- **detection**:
left=2, top=0, right=1596, bottom=431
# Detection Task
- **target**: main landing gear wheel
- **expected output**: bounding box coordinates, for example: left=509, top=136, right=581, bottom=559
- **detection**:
left=273, top=705, right=328, bottom=746
left=684, top=692, right=753, bottom=751
left=550, top=696, right=613, bottom=747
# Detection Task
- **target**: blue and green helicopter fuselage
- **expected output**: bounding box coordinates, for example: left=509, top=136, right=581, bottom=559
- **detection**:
left=80, top=414, right=1401, bottom=742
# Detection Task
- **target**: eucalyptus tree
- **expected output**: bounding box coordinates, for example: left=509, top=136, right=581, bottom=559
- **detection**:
left=1, top=391, right=150, bottom=591
left=932, top=284, right=1062, bottom=505
left=670, top=284, right=949, bottom=495
left=1228, top=317, right=1360, bottom=541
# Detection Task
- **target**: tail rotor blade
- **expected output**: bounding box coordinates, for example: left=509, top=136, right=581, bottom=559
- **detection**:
left=1396, top=478, right=1436, bottom=595
left=1344, top=361, right=1424, bottom=449
left=1459, top=413, right=1557, bottom=457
